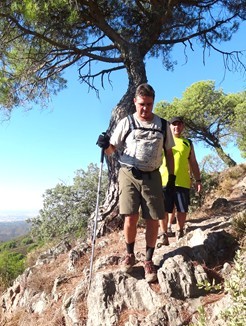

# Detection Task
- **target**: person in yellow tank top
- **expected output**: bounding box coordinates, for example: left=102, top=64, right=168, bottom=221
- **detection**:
left=158, top=116, right=202, bottom=245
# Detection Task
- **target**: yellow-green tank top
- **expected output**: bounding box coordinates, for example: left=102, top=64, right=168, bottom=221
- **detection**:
left=160, top=137, right=191, bottom=188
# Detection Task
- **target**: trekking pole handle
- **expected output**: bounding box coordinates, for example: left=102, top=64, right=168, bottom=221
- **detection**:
left=100, top=148, right=105, bottom=164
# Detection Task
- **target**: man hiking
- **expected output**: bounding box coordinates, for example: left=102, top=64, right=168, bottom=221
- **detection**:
left=159, top=116, right=202, bottom=244
left=97, top=83, right=175, bottom=282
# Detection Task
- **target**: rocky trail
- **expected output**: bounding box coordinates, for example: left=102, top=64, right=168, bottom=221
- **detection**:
left=1, top=168, right=246, bottom=326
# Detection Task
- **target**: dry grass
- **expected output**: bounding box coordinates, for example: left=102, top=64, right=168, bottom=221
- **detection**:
left=118, top=308, right=148, bottom=325
left=25, top=240, right=60, bottom=267
left=0, top=309, right=27, bottom=326
left=26, top=254, right=67, bottom=294
left=73, top=298, right=88, bottom=325
left=232, top=210, right=246, bottom=237
left=216, top=164, right=246, bottom=197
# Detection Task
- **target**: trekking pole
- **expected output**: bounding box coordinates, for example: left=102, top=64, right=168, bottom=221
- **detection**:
left=88, top=148, right=105, bottom=290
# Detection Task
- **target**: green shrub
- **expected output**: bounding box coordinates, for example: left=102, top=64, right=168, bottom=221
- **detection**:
left=29, top=163, right=108, bottom=242
left=26, top=243, right=39, bottom=253
left=190, top=306, right=207, bottom=326
left=21, top=237, right=34, bottom=245
left=0, top=240, right=17, bottom=251
left=192, top=250, right=245, bottom=325
left=189, top=170, right=219, bottom=212
left=0, top=251, right=25, bottom=288
left=220, top=250, right=246, bottom=325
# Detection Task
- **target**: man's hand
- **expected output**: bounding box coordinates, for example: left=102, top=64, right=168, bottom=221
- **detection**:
left=166, top=174, right=176, bottom=196
left=96, top=132, right=110, bottom=149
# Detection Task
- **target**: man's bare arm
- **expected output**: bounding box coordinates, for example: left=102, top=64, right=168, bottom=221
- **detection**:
left=189, top=145, right=202, bottom=192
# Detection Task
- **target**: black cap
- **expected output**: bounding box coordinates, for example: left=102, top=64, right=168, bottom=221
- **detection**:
left=169, top=116, right=184, bottom=124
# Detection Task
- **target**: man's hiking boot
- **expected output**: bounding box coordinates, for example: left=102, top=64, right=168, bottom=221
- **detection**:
left=167, top=226, right=175, bottom=237
left=121, top=253, right=136, bottom=273
left=144, top=260, right=157, bottom=283
left=156, top=232, right=169, bottom=248
left=176, top=229, right=184, bottom=240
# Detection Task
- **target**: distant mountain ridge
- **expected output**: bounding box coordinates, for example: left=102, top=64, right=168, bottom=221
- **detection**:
left=0, top=215, right=30, bottom=222
left=0, top=220, right=31, bottom=242
left=0, top=209, right=38, bottom=221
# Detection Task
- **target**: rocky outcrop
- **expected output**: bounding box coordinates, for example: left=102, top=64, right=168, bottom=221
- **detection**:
left=1, top=199, right=244, bottom=326
left=84, top=218, right=238, bottom=326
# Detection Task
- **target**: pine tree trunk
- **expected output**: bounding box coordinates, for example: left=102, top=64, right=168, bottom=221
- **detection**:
left=214, top=143, right=237, bottom=167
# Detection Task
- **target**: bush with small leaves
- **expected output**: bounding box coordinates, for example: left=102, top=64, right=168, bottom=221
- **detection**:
left=0, top=251, right=25, bottom=288
left=28, top=163, right=108, bottom=242
left=220, top=250, right=246, bottom=325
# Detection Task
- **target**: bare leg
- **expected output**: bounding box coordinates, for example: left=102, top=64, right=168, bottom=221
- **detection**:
left=167, top=209, right=175, bottom=228
left=145, top=219, right=159, bottom=248
left=124, top=214, right=139, bottom=243
left=176, top=212, right=186, bottom=231
left=122, top=214, right=139, bottom=273
left=144, top=219, right=159, bottom=283
left=157, top=214, right=169, bottom=246
left=159, top=212, right=168, bottom=233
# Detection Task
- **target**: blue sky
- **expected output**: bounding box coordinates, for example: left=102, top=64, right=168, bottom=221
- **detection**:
left=0, top=23, right=245, bottom=216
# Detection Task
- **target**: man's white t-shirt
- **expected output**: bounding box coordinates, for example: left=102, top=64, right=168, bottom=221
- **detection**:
left=110, top=113, right=174, bottom=171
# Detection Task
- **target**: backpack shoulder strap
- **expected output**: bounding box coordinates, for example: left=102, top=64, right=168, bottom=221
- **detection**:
left=122, top=114, right=135, bottom=143
left=160, top=118, right=166, bottom=134
left=160, top=117, right=166, bottom=147
left=128, top=114, right=136, bottom=130
left=122, top=115, right=167, bottom=144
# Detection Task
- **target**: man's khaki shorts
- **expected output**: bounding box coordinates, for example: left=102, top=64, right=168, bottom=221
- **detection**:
left=118, top=167, right=165, bottom=220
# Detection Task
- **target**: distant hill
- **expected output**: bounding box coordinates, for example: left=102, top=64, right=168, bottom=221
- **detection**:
left=0, top=220, right=31, bottom=242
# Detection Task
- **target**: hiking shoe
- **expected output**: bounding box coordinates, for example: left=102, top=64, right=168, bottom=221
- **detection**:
left=158, top=232, right=169, bottom=246
left=176, top=229, right=184, bottom=240
left=121, top=253, right=136, bottom=273
left=144, top=260, right=157, bottom=283
left=167, top=226, right=175, bottom=237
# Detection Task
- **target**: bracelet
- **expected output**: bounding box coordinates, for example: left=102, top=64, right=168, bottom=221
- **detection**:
left=196, top=179, right=201, bottom=182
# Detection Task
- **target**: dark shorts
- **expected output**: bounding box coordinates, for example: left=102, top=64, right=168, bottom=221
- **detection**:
left=118, top=167, right=165, bottom=220
left=163, top=186, right=190, bottom=213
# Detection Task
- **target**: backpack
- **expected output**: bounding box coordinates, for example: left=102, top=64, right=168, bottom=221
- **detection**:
left=119, top=114, right=168, bottom=171
left=122, top=114, right=167, bottom=145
